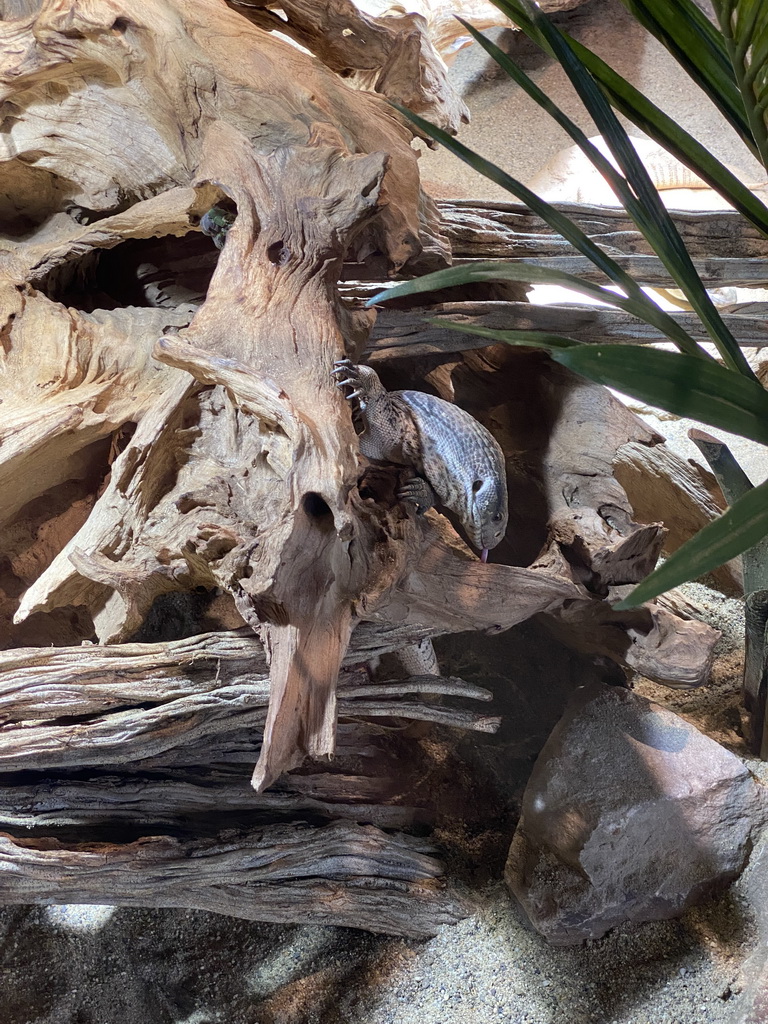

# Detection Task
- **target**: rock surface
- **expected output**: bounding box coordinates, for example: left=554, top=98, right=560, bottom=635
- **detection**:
left=505, top=683, right=768, bottom=945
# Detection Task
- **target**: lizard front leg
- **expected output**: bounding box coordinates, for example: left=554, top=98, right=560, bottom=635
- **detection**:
left=330, top=358, right=381, bottom=408
left=397, top=475, right=436, bottom=516
left=331, top=359, right=416, bottom=465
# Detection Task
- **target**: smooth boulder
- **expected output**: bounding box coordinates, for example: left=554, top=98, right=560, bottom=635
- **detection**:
left=506, top=683, right=767, bottom=944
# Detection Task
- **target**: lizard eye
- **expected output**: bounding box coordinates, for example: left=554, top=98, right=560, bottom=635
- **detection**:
left=492, top=512, right=503, bottom=522
left=472, top=480, right=483, bottom=493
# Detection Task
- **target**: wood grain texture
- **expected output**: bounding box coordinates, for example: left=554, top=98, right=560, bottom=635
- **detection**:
left=367, top=301, right=768, bottom=356
left=0, top=823, right=469, bottom=938
left=0, top=0, right=738, bottom=932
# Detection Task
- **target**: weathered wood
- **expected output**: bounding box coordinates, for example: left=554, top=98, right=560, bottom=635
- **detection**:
left=0, top=631, right=498, bottom=772
left=614, top=441, right=742, bottom=594
left=30, top=199, right=768, bottom=317
left=0, top=288, right=192, bottom=531
left=0, top=823, right=469, bottom=938
left=367, top=301, right=768, bottom=357
left=438, top=199, right=768, bottom=261
left=225, top=0, right=469, bottom=134
left=0, top=0, right=446, bottom=270
left=0, top=626, right=489, bottom=719
left=0, top=771, right=423, bottom=831
left=0, top=0, right=738, bottom=936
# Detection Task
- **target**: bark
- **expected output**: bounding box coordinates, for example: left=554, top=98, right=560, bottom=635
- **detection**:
left=0, top=0, right=736, bottom=930
left=368, top=301, right=768, bottom=356
left=0, top=824, right=469, bottom=938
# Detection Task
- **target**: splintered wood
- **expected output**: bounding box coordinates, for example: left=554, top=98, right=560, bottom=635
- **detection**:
left=0, top=0, right=736, bottom=933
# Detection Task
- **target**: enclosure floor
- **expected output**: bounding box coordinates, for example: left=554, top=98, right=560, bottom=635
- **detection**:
left=1, top=588, right=757, bottom=1024
left=3, top=1, right=764, bottom=1022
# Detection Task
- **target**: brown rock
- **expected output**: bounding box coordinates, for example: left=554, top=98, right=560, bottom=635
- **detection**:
left=505, top=683, right=767, bottom=945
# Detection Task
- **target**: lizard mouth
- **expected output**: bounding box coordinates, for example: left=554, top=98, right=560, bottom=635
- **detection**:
left=480, top=548, right=489, bottom=563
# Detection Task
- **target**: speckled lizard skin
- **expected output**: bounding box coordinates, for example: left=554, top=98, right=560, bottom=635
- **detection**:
left=331, top=359, right=508, bottom=561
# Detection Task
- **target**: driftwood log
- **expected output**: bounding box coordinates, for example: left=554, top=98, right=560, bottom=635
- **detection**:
left=0, top=628, right=495, bottom=937
left=0, top=0, right=741, bottom=933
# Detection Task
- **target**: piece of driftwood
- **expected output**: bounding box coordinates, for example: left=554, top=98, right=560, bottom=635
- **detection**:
left=0, top=772, right=425, bottom=831
left=614, top=440, right=741, bottom=594
left=19, top=200, right=768, bottom=317
left=0, top=0, right=446, bottom=271
left=225, top=0, right=470, bottom=133
left=438, top=199, right=768, bottom=260
left=0, top=631, right=499, bottom=772
left=361, top=0, right=517, bottom=65
left=0, top=823, right=469, bottom=938
left=0, top=627, right=494, bottom=936
left=367, top=301, right=768, bottom=356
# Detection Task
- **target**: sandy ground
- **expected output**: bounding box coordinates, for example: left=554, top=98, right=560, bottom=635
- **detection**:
left=4, top=1, right=767, bottom=1021
left=0, top=584, right=759, bottom=1024
left=0, top=590, right=759, bottom=1024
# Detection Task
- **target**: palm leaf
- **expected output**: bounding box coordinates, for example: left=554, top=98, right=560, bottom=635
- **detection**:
left=493, top=0, right=755, bottom=379
left=420, top=318, right=768, bottom=446
left=367, top=261, right=708, bottom=356
left=615, top=475, right=768, bottom=606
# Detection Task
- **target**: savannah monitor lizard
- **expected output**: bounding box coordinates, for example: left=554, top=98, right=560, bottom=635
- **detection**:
left=331, top=359, right=508, bottom=562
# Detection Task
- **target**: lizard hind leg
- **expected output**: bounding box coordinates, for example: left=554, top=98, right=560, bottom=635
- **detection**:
left=397, top=475, right=436, bottom=516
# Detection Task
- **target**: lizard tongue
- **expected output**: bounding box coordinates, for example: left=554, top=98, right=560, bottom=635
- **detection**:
left=480, top=548, right=489, bottom=563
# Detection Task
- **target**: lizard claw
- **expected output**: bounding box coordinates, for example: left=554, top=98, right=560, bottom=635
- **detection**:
left=334, top=379, right=361, bottom=401
left=397, top=477, right=436, bottom=516
left=331, top=359, right=369, bottom=406
left=330, top=359, right=354, bottom=379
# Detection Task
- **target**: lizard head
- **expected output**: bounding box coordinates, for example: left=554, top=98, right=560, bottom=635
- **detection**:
left=467, top=474, right=508, bottom=559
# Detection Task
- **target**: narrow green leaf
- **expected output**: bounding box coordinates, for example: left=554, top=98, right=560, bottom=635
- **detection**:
left=424, top=318, right=581, bottom=349
left=615, top=475, right=768, bottom=607
left=366, top=260, right=707, bottom=356
left=516, top=0, right=755, bottom=378
left=426, top=321, right=768, bottom=447
left=565, top=37, right=768, bottom=238
left=553, top=345, right=768, bottom=445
